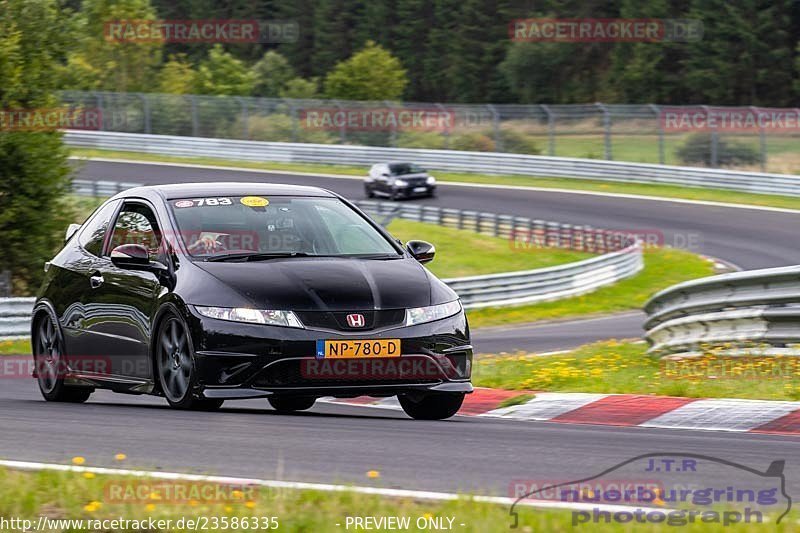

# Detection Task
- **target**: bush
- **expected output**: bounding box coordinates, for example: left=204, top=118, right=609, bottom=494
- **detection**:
left=497, top=128, right=541, bottom=155
left=450, top=132, right=496, bottom=152
left=235, top=114, right=335, bottom=144
left=396, top=131, right=447, bottom=149
left=676, top=133, right=761, bottom=167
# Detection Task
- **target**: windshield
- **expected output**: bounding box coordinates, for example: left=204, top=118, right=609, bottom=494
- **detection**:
left=389, top=163, right=425, bottom=175
left=168, top=195, right=400, bottom=259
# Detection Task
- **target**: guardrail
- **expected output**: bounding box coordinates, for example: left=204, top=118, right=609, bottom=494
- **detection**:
left=0, top=297, right=35, bottom=339
left=0, top=201, right=643, bottom=337
left=356, top=201, right=643, bottom=309
left=643, top=266, right=800, bottom=355
left=72, top=179, right=142, bottom=197
left=65, top=130, right=800, bottom=196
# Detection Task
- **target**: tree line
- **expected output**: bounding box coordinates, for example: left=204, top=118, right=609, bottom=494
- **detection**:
left=52, top=0, right=799, bottom=105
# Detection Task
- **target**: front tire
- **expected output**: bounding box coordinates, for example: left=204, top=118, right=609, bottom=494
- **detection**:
left=268, top=396, right=316, bottom=412
left=156, top=313, right=207, bottom=410
left=399, top=393, right=464, bottom=420
left=33, top=313, right=92, bottom=403
left=365, top=185, right=375, bottom=198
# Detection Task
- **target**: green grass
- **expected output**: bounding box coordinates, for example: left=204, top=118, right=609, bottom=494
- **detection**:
left=385, top=219, right=593, bottom=278
left=474, top=340, right=800, bottom=401
left=466, top=247, right=715, bottom=328
left=70, top=148, right=800, bottom=211
left=0, top=339, right=30, bottom=355
left=0, top=467, right=795, bottom=532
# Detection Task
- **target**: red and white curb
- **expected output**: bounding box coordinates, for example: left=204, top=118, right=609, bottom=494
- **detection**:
left=324, top=390, right=800, bottom=435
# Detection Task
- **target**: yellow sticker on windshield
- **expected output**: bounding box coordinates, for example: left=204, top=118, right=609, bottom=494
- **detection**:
left=240, top=196, right=269, bottom=207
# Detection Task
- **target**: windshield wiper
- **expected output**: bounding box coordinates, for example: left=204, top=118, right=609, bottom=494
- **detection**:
left=356, top=253, right=403, bottom=260
left=206, top=252, right=315, bottom=262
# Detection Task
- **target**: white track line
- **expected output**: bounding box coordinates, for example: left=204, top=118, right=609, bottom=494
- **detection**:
left=0, top=458, right=659, bottom=514
left=70, top=156, right=800, bottom=214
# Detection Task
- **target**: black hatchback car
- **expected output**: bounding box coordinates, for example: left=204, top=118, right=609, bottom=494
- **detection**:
left=32, top=183, right=472, bottom=419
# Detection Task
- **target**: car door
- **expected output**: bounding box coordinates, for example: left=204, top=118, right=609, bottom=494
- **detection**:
left=59, top=199, right=121, bottom=362
left=86, top=200, right=166, bottom=380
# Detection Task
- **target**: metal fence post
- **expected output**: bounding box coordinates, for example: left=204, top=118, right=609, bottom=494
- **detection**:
left=190, top=95, right=199, bottom=137
left=750, top=106, right=766, bottom=172
left=333, top=100, right=346, bottom=144
left=285, top=99, right=298, bottom=143
left=541, top=104, right=555, bottom=156
left=384, top=100, right=397, bottom=147
left=436, top=103, right=450, bottom=149
left=95, top=92, right=105, bottom=131
left=649, top=103, right=664, bottom=165
left=487, top=104, right=501, bottom=152
left=237, top=97, right=249, bottom=140
left=141, top=93, right=151, bottom=134
left=701, top=105, right=718, bottom=168
left=596, top=102, right=612, bottom=160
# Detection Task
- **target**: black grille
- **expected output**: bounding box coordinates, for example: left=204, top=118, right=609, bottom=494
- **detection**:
left=294, top=310, right=405, bottom=331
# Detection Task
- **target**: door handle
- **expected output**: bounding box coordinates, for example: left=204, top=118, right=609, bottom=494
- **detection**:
left=89, top=273, right=104, bottom=289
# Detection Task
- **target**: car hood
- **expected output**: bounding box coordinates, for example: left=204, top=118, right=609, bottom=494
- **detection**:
left=191, top=257, right=454, bottom=311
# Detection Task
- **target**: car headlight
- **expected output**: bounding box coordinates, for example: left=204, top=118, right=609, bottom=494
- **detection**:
left=195, top=306, right=304, bottom=328
left=405, top=300, right=462, bottom=326
left=426, top=176, right=436, bottom=185
left=394, top=179, right=408, bottom=187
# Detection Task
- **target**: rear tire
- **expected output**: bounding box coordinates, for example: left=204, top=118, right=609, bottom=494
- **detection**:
left=268, top=396, right=316, bottom=412
left=33, top=313, right=93, bottom=403
left=399, top=393, right=464, bottom=420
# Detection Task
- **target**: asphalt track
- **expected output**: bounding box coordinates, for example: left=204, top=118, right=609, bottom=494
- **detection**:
left=1, top=158, right=794, bottom=498
left=2, top=380, right=799, bottom=498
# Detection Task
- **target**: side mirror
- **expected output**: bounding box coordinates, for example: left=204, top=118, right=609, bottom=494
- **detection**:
left=381, top=172, right=390, bottom=178
left=110, top=244, right=151, bottom=268
left=406, top=240, right=435, bottom=264
left=65, top=223, right=81, bottom=242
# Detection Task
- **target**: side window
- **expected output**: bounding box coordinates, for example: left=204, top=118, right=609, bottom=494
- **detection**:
left=108, top=203, right=163, bottom=260
left=78, top=200, right=120, bottom=257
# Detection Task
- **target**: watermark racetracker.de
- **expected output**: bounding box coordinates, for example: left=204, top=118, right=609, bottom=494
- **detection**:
left=509, top=453, right=791, bottom=528
left=104, top=19, right=298, bottom=43
left=509, top=19, right=703, bottom=43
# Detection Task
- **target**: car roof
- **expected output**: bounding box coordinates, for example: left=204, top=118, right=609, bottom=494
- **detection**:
left=113, top=182, right=338, bottom=201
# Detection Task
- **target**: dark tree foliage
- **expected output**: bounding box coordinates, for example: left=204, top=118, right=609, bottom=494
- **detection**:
left=0, top=0, right=74, bottom=294
left=109, top=0, right=800, bottom=104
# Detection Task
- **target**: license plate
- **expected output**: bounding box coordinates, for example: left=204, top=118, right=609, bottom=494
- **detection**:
left=316, top=339, right=401, bottom=359
left=413, top=186, right=428, bottom=192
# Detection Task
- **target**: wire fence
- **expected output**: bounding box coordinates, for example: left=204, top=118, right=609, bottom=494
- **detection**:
left=59, top=91, right=800, bottom=174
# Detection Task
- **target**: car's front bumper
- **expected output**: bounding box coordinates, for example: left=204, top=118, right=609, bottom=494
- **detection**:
left=396, top=184, right=435, bottom=197
left=186, top=308, right=472, bottom=399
